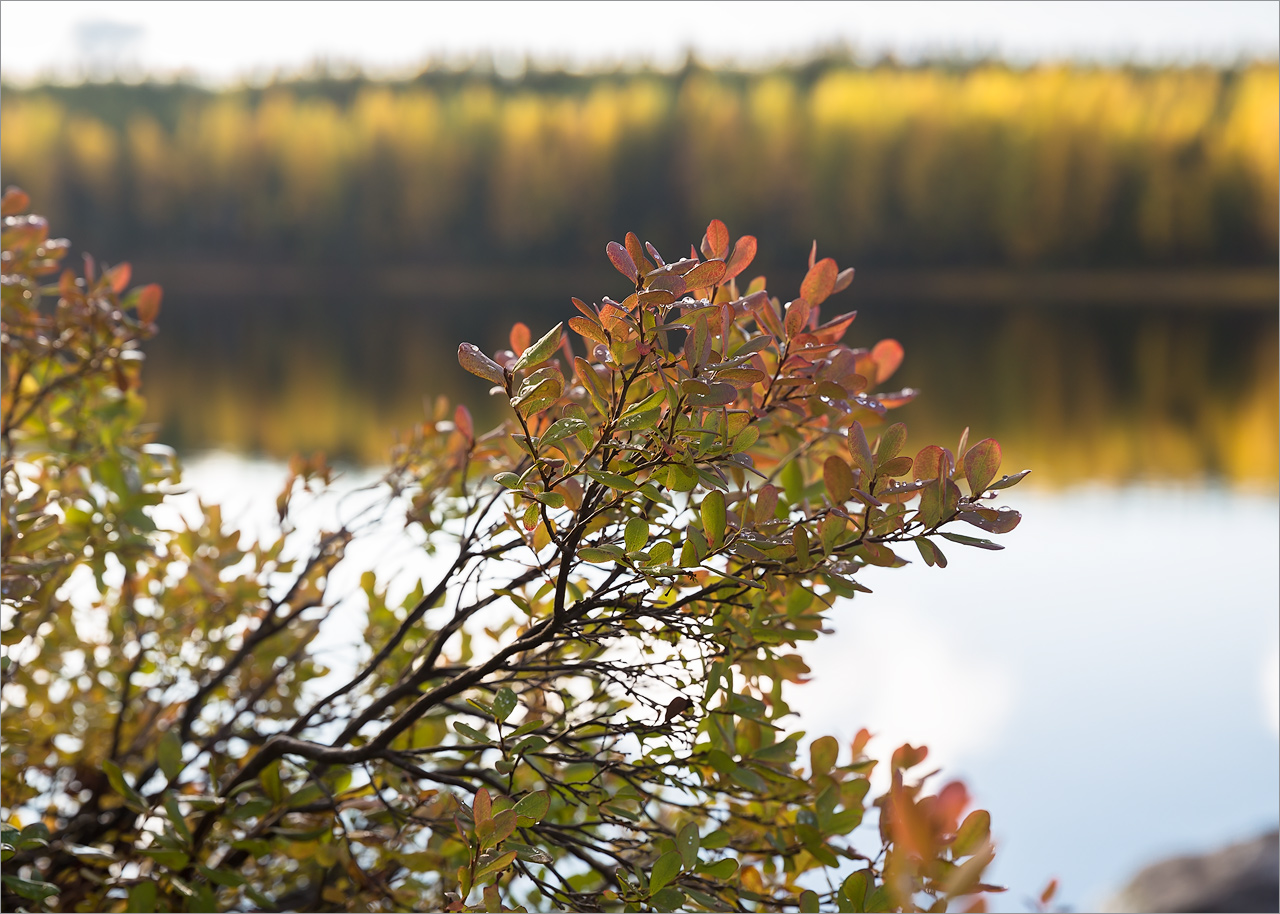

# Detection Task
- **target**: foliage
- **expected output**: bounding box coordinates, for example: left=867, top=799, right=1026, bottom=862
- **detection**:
left=2, top=191, right=1031, bottom=913
left=2, top=62, right=1276, bottom=268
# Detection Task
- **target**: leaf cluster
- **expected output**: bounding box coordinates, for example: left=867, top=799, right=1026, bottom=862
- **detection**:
left=2, top=195, right=1028, bottom=914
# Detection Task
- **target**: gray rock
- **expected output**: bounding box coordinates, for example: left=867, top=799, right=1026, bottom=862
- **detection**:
left=1104, top=829, right=1279, bottom=913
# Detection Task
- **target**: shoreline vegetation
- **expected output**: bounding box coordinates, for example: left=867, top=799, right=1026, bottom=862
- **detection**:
left=3, top=59, right=1276, bottom=270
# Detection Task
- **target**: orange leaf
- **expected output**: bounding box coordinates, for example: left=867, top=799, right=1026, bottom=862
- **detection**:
left=723, top=235, right=757, bottom=281
left=135, top=284, right=163, bottom=323
left=510, top=322, right=531, bottom=356
left=870, top=339, right=904, bottom=385
left=801, top=258, right=839, bottom=307
left=702, top=219, right=730, bottom=260
left=107, top=262, right=131, bottom=294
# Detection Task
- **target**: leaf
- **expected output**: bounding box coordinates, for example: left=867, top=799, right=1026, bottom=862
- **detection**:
left=914, top=445, right=952, bottom=482
left=792, top=525, right=810, bottom=566
left=914, top=536, right=947, bottom=568
left=870, top=339, right=904, bottom=385
left=128, top=880, right=158, bottom=912
left=963, top=438, right=1002, bottom=495
left=2, top=875, right=59, bottom=902
left=103, top=759, right=145, bottom=809
left=701, top=490, right=726, bottom=548
left=848, top=421, right=874, bottom=479
left=784, top=297, right=811, bottom=338
left=475, top=849, right=518, bottom=882
left=158, top=729, right=183, bottom=781
left=513, top=322, right=564, bottom=372
left=509, top=322, right=531, bottom=356
left=649, top=851, right=683, bottom=894
left=876, top=423, right=908, bottom=466
left=810, top=735, right=838, bottom=775
left=677, top=822, right=701, bottom=870
left=683, top=259, right=727, bottom=291
left=651, top=887, right=687, bottom=911
left=513, top=790, right=550, bottom=822
left=540, top=416, right=588, bottom=448
left=702, top=219, right=730, bottom=260
left=260, top=761, right=284, bottom=804
left=800, top=889, right=821, bottom=913
left=586, top=469, right=637, bottom=491
left=606, top=241, right=638, bottom=283
left=834, top=266, right=855, bottom=294
left=135, top=283, right=163, bottom=323
left=578, top=547, right=622, bottom=564
left=841, top=871, right=870, bottom=912
left=801, top=258, right=839, bottom=306
left=823, top=455, right=854, bottom=503
left=493, top=687, right=518, bottom=722
left=454, top=722, right=491, bottom=743
left=940, top=531, right=1003, bottom=550
left=957, top=507, right=1022, bottom=534
left=986, top=469, right=1031, bottom=490
left=723, top=235, right=758, bottom=281
left=625, top=516, right=648, bottom=553
left=698, top=858, right=738, bottom=880
left=458, top=343, right=506, bottom=385
left=952, top=809, right=991, bottom=857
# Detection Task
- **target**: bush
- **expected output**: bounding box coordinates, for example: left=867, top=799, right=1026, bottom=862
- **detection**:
left=2, top=188, right=1028, bottom=913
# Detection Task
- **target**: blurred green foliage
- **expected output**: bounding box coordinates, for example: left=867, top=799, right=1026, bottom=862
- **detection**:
left=2, top=60, right=1276, bottom=268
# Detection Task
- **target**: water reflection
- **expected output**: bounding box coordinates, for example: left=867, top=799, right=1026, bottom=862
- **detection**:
left=141, top=269, right=1278, bottom=486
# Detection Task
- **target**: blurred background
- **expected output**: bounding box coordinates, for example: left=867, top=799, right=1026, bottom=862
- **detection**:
left=3, top=1, right=1277, bottom=910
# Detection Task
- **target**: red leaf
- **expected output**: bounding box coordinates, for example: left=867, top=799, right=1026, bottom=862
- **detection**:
left=703, top=219, right=730, bottom=260
left=723, top=235, right=757, bottom=281
left=914, top=445, right=952, bottom=481
left=107, top=262, right=131, bottom=294
left=135, top=284, right=163, bottom=323
left=606, top=241, right=638, bottom=283
left=800, top=258, right=839, bottom=307
left=624, top=232, right=653, bottom=276
left=963, top=438, right=1002, bottom=496
left=783, top=298, right=810, bottom=338
left=453, top=404, right=474, bottom=442
left=683, top=259, right=727, bottom=291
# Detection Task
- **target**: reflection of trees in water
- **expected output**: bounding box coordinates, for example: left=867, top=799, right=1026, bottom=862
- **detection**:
left=142, top=289, right=1278, bottom=484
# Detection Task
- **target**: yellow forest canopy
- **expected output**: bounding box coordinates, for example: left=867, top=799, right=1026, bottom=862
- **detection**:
left=2, top=62, right=1276, bottom=266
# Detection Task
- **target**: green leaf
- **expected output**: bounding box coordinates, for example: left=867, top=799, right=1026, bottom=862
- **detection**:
left=986, top=469, right=1031, bottom=490
left=810, top=735, right=838, bottom=775
left=539, top=416, right=588, bottom=448
left=677, top=822, right=701, bottom=870
left=494, top=472, right=522, bottom=489
left=840, top=871, right=871, bottom=912
left=454, top=722, right=491, bottom=743
left=140, top=847, right=189, bottom=870
left=666, top=463, right=698, bottom=492
left=963, top=438, right=1002, bottom=495
left=649, top=851, right=683, bottom=894
left=164, top=792, right=192, bottom=846
left=701, top=490, right=726, bottom=548
left=952, top=809, right=991, bottom=857
left=532, top=491, right=565, bottom=508
left=578, top=547, right=622, bottom=564
left=493, top=687, right=518, bottom=722
left=913, top=536, right=946, bottom=568
left=939, top=531, right=1004, bottom=550
left=259, top=761, right=283, bottom=804
left=158, top=729, right=183, bottom=781
left=475, top=849, right=518, bottom=882
left=624, top=516, right=648, bottom=553
left=876, top=423, right=908, bottom=466
left=2, top=875, right=59, bottom=902
left=848, top=421, right=874, bottom=479
left=697, top=857, right=738, bottom=879
left=585, top=469, right=637, bottom=491
left=651, top=887, right=687, bottom=911
left=513, top=322, right=563, bottom=372
left=102, top=759, right=145, bottom=810
left=513, top=790, right=550, bottom=822
left=128, top=879, right=158, bottom=912
left=800, top=889, right=822, bottom=913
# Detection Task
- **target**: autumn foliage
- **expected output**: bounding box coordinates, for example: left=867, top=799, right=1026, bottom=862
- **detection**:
left=3, top=191, right=1028, bottom=913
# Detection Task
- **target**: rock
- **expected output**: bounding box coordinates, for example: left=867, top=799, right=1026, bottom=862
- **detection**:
left=1104, top=829, right=1279, bottom=913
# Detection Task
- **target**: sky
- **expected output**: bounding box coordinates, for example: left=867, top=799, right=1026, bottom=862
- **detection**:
left=2, top=0, right=1278, bottom=84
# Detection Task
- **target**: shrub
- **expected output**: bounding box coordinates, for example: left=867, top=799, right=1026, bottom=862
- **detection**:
left=1, top=188, right=1028, bottom=913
